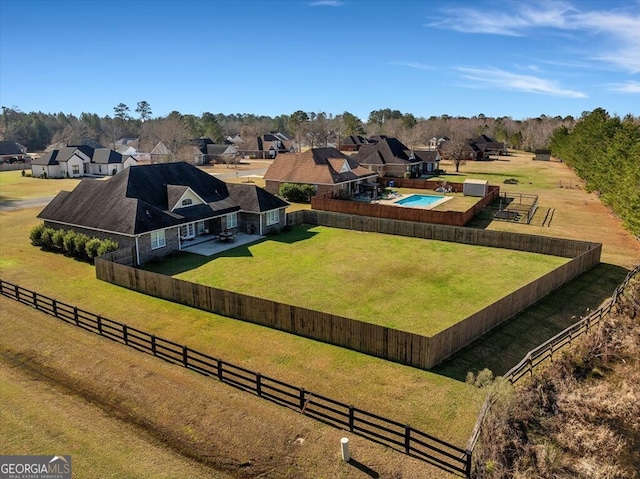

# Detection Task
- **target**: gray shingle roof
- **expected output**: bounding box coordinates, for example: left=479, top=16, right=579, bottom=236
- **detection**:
left=226, top=183, right=289, bottom=212
left=38, top=162, right=240, bottom=235
left=0, top=141, right=25, bottom=155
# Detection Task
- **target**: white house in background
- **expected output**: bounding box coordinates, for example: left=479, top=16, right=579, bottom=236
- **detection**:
left=31, top=145, right=136, bottom=178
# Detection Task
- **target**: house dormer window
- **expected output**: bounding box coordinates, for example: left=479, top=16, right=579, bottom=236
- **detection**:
left=181, top=198, right=193, bottom=207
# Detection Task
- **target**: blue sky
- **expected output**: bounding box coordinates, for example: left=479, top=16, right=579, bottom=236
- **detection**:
left=1, top=0, right=638, bottom=121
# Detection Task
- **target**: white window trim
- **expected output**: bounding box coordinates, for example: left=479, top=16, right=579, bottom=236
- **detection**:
left=226, top=212, right=238, bottom=229
left=266, top=209, right=279, bottom=226
left=150, top=229, right=166, bottom=249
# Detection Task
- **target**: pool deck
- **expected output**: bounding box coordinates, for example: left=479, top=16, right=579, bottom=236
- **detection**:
left=377, top=193, right=453, bottom=210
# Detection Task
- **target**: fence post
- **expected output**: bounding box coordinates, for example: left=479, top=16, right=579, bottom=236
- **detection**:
left=151, top=335, right=157, bottom=355
left=182, top=346, right=189, bottom=367
left=123, top=324, right=128, bottom=345
left=14, top=284, right=19, bottom=300
left=465, top=449, right=472, bottom=479
left=299, top=388, right=306, bottom=411
left=348, top=406, right=355, bottom=432
left=256, top=373, right=262, bottom=397
left=528, top=356, right=533, bottom=377
left=73, top=307, right=79, bottom=326
left=52, top=299, right=58, bottom=317
left=32, top=290, right=38, bottom=308
left=97, top=315, right=103, bottom=335
left=404, top=425, right=411, bottom=454
left=217, top=359, right=223, bottom=381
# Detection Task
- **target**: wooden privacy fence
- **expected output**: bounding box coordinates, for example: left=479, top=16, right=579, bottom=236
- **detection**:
left=98, top=213, right=601, bottom=371
left=0, top=279, right=472, bottom=478
left=465, top=263, right=640, bottom=461
left=310, top=183, right=500, bottom=227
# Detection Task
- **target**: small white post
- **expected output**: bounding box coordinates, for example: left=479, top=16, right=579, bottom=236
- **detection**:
left=340, top=437, right=350, bottom=462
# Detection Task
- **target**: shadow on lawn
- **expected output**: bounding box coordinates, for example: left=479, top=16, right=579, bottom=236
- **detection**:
left=431, top=263, right=631, bottom=382
left=143, top=226, right=319, bottom=276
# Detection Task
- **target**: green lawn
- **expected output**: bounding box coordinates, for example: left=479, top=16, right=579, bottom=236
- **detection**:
left=0, top=170, right=82, bottom=200
left=147, top=225, right=568, bottom=336
left=0, top=207, right=485, bottom=445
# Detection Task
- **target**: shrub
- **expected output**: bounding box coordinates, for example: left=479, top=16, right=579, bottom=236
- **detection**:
left=29, top=223, right=46, bottom=246
left=74, top=233, right=90, bottom=260
left=51, top=229, right=66, bottom=250
left=85, top=238, right=102, bottom=261
left=279, top=183, right=316, bottom=203
left=97, top=238, right=119, bottom=257
left=62, top=230, right=77, bottom=256
left=39, top=227, right=56, bottom=250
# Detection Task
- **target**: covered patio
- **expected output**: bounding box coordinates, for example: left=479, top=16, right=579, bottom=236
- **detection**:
left=180, top=231, right=264, bottom=256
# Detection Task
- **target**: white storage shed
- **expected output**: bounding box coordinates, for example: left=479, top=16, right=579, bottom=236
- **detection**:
left=463, top=179, right=489, bottom=197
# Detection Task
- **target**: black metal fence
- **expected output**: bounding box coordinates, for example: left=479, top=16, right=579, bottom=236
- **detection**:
left=0, top=279, right=471, bottom=477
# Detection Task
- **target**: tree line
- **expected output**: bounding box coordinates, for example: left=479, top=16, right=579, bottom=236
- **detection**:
left=550, top=108, right=640, bottom=238
left=1, top=103, right=584, bottom=154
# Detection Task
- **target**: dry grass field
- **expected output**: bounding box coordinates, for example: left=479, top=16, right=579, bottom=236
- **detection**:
left=0, top=150, right=638, bottom=478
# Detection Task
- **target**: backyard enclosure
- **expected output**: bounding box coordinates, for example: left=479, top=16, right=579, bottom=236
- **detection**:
left=97, top=213, right=601, bottom=370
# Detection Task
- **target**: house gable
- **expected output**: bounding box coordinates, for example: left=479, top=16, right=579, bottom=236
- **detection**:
left=168, top=185, right=207, bottom=211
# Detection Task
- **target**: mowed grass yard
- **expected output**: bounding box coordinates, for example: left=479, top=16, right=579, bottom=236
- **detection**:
left=149, top=225, right=567, bottom=336
left=0, top=206, right=485, bottom=448
left=0, top=169, right=82, bottom=200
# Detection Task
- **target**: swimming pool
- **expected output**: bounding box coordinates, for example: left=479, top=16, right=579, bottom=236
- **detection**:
left=394, top=194, right=450, bottom=209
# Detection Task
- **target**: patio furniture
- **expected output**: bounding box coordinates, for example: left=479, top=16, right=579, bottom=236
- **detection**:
left=219, top=231, right=233, bottom=242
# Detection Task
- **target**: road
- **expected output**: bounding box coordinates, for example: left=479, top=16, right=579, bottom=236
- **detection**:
left=0, top=196, right=56, bottom=211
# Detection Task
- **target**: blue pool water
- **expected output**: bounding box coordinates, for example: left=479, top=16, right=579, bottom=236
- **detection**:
left=395, top=194, right=445, bottom=208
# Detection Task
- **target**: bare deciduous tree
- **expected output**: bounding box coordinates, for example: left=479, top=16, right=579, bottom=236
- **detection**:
left=440, top=137, right=470, bottom=172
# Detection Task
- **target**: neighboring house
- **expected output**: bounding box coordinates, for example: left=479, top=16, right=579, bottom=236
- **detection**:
left=339, top=135, right=367, bottom=152
left=428, top=136, right=449, bottom=151
left=38, top=162, right=289, bottom=265
left=205, top=144, right=239, bottom=164
left=264, top=147, right=378, bottom=198
left=92, top=148, right=137, bottom=175
left=534, top=149, right=552, bottom=161
left=226, top=183, right=289, bottom=235
left=351, top=135, right=434, bottom=178
left=31, top=146, right=135, bottom=178
left=236, top=136, right=279, bottom=159
left=470, top=134, right=506, bottom=157
left=115, top=137, right=140, bottom=157
left=149, top=141, right=171, bottom=163
left=226, top=134, right=244, bottom=144
left=0, top=141, right=29, bottom=163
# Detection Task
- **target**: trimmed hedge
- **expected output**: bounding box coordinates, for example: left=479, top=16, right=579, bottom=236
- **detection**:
left=279, top=183, right=316, bottom=203
left=30, top=223, right=118, bottom=263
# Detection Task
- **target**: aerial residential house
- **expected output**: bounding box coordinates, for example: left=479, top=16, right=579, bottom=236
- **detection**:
left=470, top=134, right=506, bottom=157
left=339, top=135, right=367, bottom=152
left=226, top=183, right=288, bottom=235
left=264, top=147, right=378, bottom=198
left=38, top=162, right=289, bottom=265
left=428, top=136, right=449, bottom=151
left=31, top=145, right=93, bottom=178
left=149, top=141, right=171, bottom=163
left=0, top=141, right=29, bottom=163
left=236, top=136, right=279, bottom=159
left=205, top=144, right=239, bottom=164
left=351, top=136, right=436, bottom=178
left=115, top=137, right=140, bottom=157
left=31, top=145, right=136, bottom=178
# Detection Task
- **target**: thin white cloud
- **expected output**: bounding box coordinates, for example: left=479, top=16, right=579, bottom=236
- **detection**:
left=428, top=2, right=640, bottom=73
left=457, top=67, right=587, bottom=98
left=391, top=61, right=433, bottom=70
left=309, top=0, right=343, bottom=6
left=607, top=81, right=640, bottom=93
